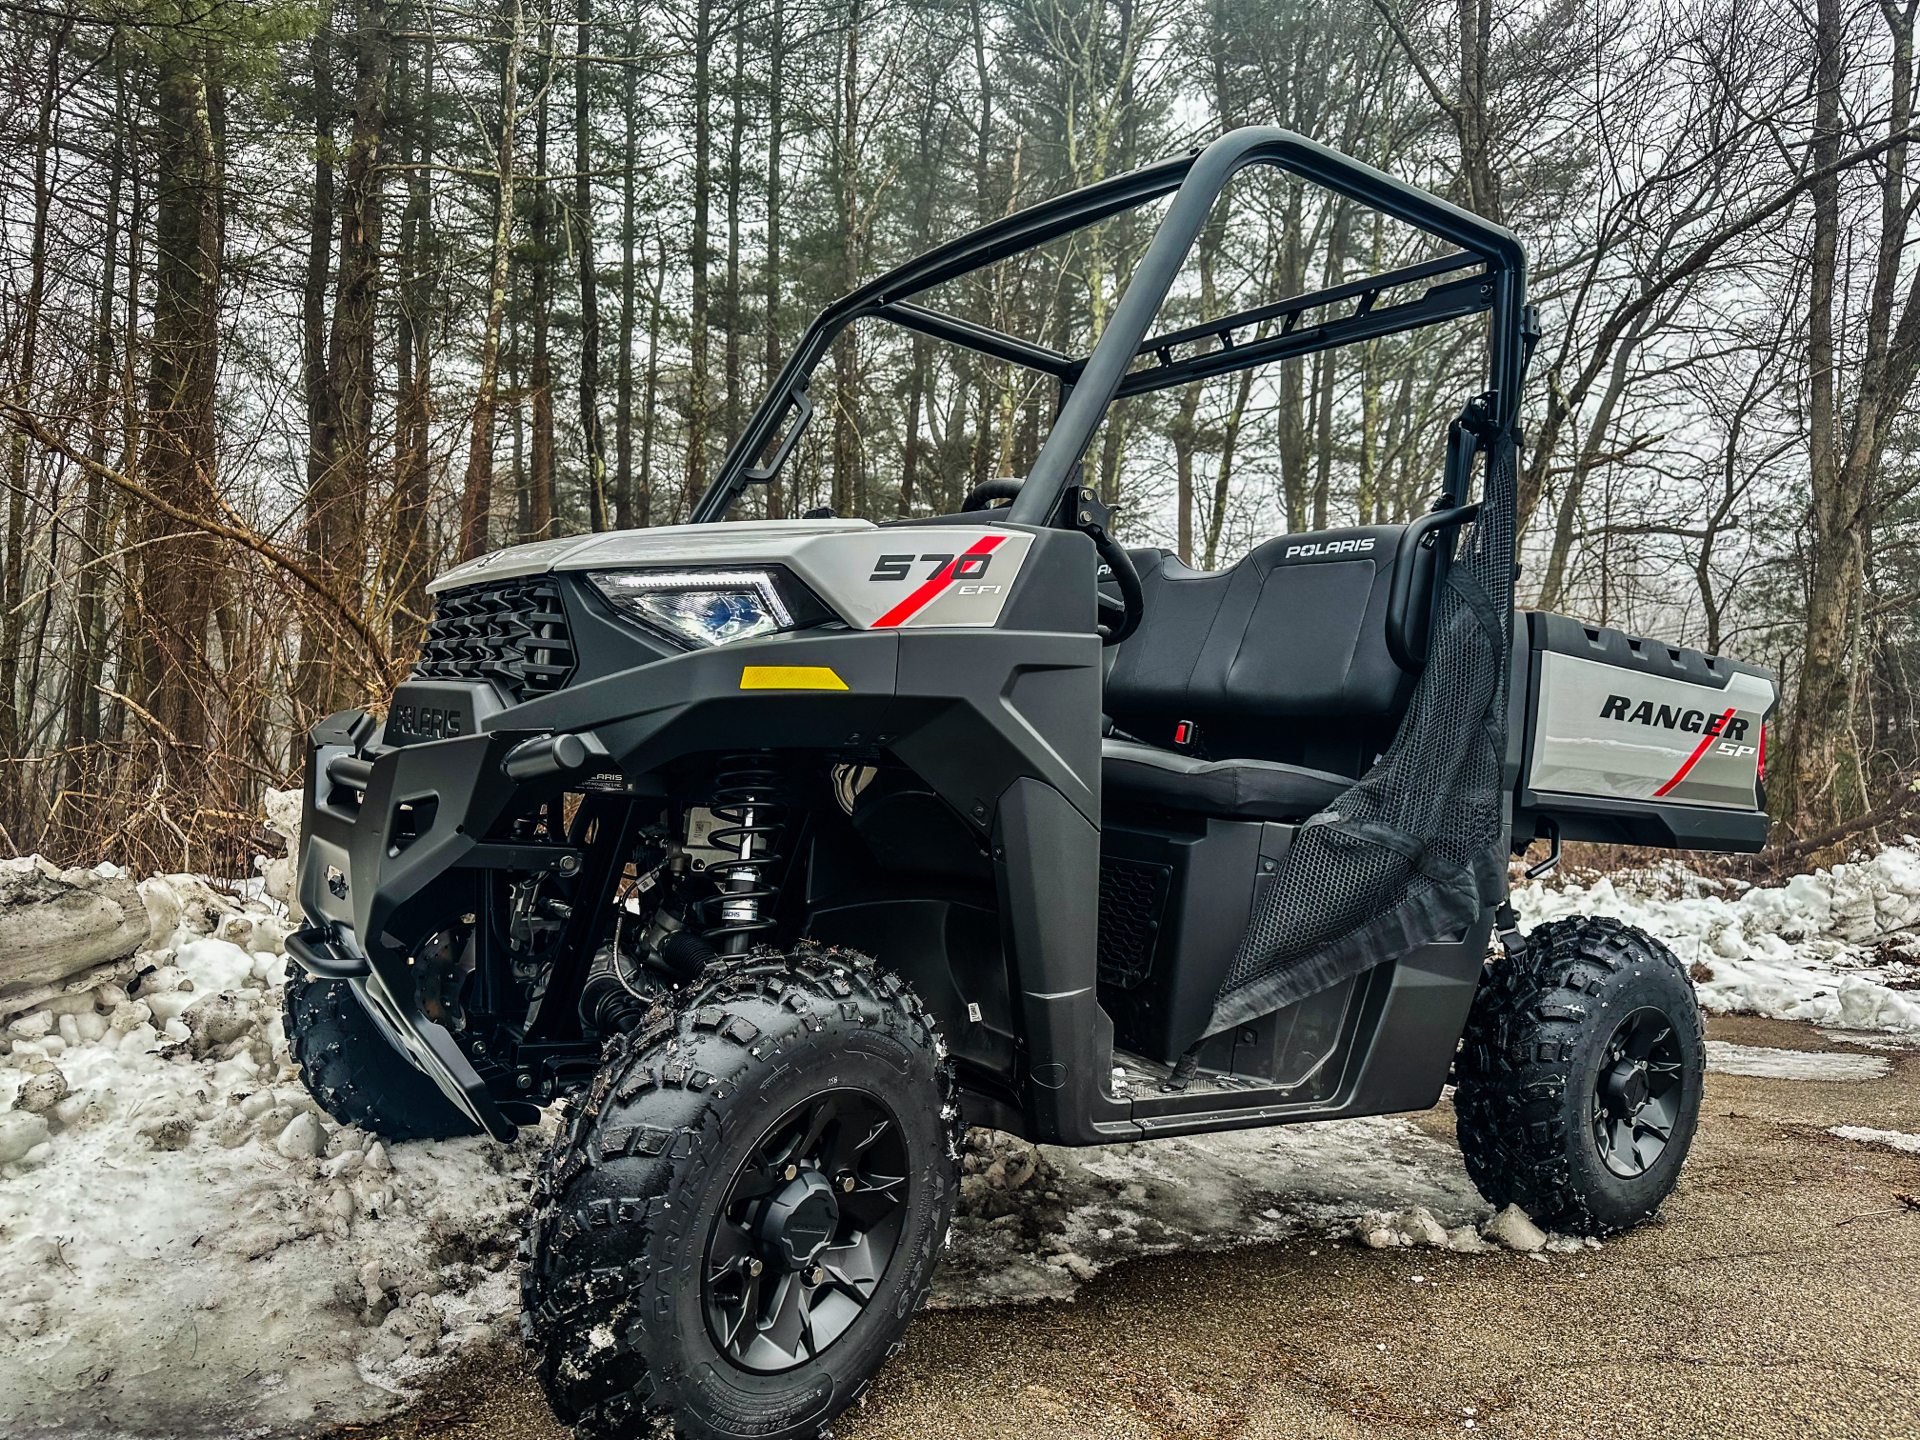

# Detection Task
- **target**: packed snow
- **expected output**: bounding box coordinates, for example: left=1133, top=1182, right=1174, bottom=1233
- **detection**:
left=1513, top=844, right=1920, bottom=1032
left=1705, top=1041, right=1892, bottom=1082
left=1827, top=1125, right=1920, bottom=1154
left=0, top=875, right=539, bottom=1436
left=0, top=842, right=1915, bottom=1436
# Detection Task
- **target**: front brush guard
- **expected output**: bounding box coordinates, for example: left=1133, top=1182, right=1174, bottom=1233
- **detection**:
left=289, top=701, right=602, bottom=1141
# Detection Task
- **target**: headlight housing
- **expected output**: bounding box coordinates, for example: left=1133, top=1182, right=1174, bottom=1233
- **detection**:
left=585, top=568, right=833, bottom=649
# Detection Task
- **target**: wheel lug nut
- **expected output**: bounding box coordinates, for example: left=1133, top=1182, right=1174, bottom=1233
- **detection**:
left=747, top=1259, right=764, bottom=1276
left=841, top=1175, right=856, bottom=1193
left=783, top=1164, right=798, bottom=1181
left=808, top=1266, right=825, bottom=1285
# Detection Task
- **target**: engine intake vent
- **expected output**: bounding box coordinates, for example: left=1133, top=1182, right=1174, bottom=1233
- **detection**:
left=1097, top=856, right=1172, bottom=990
left=412, top=578, right=576, bottom=703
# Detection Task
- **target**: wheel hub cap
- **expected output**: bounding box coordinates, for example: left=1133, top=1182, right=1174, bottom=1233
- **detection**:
left=702, top=1089, right=910, bottom=1373
left=1605, top=1058, right=1650, bottom=1111
left=760, top=1170, right=841, bottom=1269
left=1592, top=1007, right=1686, bottom=1179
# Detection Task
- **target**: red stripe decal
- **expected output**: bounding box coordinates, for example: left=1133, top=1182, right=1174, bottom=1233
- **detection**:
left=872, top=535, right=1007, bottom=628
left=1653, top=708, right=1735, bottom=797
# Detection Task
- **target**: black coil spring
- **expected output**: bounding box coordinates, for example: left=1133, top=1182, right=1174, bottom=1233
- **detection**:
left=697, top=753, right=790, bottom=951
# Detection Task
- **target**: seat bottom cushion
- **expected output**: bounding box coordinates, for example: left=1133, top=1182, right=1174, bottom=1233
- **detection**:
left=1101, top=738, right=1351, bottom=821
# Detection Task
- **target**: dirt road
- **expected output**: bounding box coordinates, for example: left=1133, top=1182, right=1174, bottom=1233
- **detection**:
left=332, top=1015, right=1920, bottom=1440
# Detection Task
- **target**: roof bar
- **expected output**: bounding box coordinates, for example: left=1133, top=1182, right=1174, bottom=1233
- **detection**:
left=1139, top=251, right=1485, bottom=360
left=693, top=126, right=1525, bottom=526
left=879, top=302, right=1080, bottom=378
left=1115, top=273, right=1494, bottom=399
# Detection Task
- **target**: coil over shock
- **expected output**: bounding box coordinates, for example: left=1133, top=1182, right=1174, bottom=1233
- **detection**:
left=697, top=753, right=790, bottom=953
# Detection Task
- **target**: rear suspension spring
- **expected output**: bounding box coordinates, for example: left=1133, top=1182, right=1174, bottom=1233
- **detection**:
left=697, top=753, right=790, bottom=953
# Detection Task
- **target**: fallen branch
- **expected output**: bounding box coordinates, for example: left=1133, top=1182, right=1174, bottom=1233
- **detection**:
left=0, top=400, right=392, bottom=668
left=1758, top=781, right=1920, bottom=871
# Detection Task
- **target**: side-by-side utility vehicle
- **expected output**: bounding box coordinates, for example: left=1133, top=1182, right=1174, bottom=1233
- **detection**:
left=287, top=127, right=1776, bottom=1440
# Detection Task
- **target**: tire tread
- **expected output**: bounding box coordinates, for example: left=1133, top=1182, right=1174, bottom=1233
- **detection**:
left=283, top=971, right=479, bottom=1140
left=1454, top=915, right=1704, bottom=1234
left=522, top=942, right=960, bottom=1440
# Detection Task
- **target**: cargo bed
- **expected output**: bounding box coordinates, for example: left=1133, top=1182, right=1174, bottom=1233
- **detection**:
left=1510, top=611, right=1777, bottom=853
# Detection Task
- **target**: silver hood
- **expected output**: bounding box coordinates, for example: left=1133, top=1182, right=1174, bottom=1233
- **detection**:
left=427, top=517, right=1040, bottom=632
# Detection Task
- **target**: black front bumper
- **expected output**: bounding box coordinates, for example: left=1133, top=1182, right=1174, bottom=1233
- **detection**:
left=290, top=696, right=597, bottom=1141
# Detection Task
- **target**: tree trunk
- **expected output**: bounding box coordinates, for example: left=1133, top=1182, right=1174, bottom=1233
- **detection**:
left=830, top=2, right=863, bottom=517
left=1784, top=0, right=1849, bottom=824
left=638, top=234, right=666, bottom=527
left=685, top=0, right=713, bottom=517
left=130, top=39, right=226, bottom=831
left=1309, top=200, right=1348, bottom=531
left=527, top=1, right=555, bottom=541
left=293, top=17, right=337, bottom=748
left=575, top=0, right=608, bottom=531
left=300, top=0, right=388, bottom=725
left=723, top=11, right=746, bottom=471
left=614, top=19, right=639, bottom=530
left=1454, top=0, right=1499, bottom=221
left=1204, top=365, right=1255, bottom=569
left=1782, top=0, right=1920, bottom=826
left=1, top=17, right=69, bottom=802
left=457, top=0, right=530, bottom=562
left=1276, top=180, right=1308, bottom=530
left=1536, top=312, right=1643, bottom=614
left=763, top=0, right=785, bottom=517
left=901, top=340, right=928, bottom=517
left=390, top=26, right=434, bottom=653
left=61, top=29, right=125, bottom=825
left=301, top=21, right=337, bottom=562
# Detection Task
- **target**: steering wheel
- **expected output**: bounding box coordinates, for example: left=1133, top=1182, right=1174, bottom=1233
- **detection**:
left=959, top=478, right=1024, bottom=512
left=957, top=479, right=1143, bottom=646
left=1092, top=532, right=1144, bottom=646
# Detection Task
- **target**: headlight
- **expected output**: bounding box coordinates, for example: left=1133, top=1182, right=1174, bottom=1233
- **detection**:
left=586, top=568, right=830, bottom=649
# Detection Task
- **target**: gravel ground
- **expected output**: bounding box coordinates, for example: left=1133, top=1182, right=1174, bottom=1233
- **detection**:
left=316, top=1013, right=1920, bottom=1440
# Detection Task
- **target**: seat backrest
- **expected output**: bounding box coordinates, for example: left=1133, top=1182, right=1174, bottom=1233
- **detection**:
left=1104, top=523, right=1435, bottom=768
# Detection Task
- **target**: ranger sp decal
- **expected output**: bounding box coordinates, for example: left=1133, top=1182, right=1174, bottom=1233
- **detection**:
left=1597, top=694, right=1752, bottom=741
left=1527, top=652, right=1774, bottom=810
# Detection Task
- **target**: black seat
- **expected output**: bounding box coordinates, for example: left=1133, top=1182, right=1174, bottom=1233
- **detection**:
left=1100, top=522, right=1440, bottom=811
left=1101, top=738, right=1349, bottom=821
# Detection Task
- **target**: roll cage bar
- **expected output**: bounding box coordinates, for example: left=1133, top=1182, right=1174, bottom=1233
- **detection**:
left=690, top=124, right=1528, bottom=530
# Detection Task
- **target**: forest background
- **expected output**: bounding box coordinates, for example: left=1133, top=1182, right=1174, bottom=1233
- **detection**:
left=0, top=0, right=1916, bottom=875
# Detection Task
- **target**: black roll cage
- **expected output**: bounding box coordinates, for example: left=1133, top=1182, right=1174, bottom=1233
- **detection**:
left=690, top=124, right=1528, bottom=530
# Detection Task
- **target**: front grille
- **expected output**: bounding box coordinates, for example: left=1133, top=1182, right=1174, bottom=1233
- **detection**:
left=412, top=578, right=576, bottom=703
left=1097, top=856, right=1173, bottom=990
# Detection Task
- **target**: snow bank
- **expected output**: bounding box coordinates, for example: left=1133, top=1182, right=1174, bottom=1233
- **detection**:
left=1514, top=844, right=1920, bottom=1032
left=6, top=837, right=1917, bottom=1434
left=0, top=874, right=540, bottom=1437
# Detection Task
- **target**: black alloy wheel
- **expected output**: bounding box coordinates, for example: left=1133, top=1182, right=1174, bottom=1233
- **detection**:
left=1591, top=1007, right=1684, bottom=1179
left=704, top=1090, right=910, bottom=1373
left=1455, top=914, right=1705, bottom=1234
left=521, top=945, right=959, bottom=1440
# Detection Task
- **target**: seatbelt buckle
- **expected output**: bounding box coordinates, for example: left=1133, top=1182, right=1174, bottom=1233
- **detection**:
left=1172, top=719, right=1200, bottom=753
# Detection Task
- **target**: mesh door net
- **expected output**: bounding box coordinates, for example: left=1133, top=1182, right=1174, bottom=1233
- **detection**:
left=1206, top=429, right=1516, bottom=1036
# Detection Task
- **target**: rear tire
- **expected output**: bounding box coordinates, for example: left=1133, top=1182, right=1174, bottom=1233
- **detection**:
left=283, top=971, right=480, bottom=1140
left=1454, top=915, right=1705, bottom=1235
left=520, top=943, right=960, bottom=1440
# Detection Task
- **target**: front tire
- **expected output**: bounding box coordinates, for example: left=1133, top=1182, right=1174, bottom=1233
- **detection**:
left=1454, top=915, right=1705, bottom=1235
left=520, top=944, right=960, bottom=1440
left=283, top=971, right=480, bottom=1140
